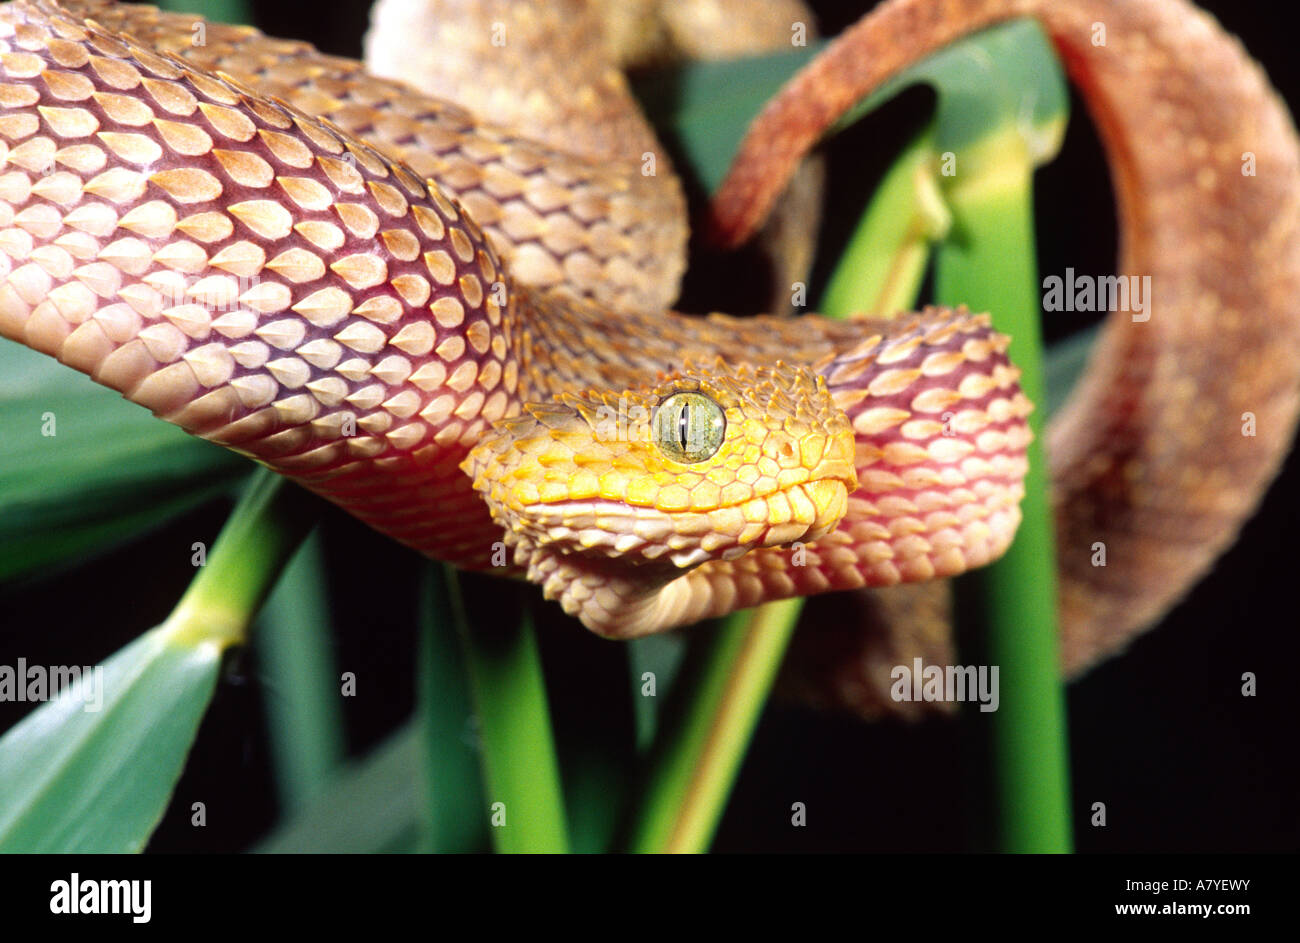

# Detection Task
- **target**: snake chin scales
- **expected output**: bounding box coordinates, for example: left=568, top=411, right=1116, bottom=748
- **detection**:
left=463, top=363, right=858, bottom=636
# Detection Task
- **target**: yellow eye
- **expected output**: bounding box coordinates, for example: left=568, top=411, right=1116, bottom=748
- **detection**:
left=654, top=391, right=726, bottom=463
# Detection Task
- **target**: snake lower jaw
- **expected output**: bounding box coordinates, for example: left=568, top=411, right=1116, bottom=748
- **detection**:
left=500, top=476, right=851, bottom=639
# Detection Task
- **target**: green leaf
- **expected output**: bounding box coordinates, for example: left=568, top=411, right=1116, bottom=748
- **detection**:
left=633, top=47, right=819, bottom=193
left=255, top=534, right=346, bottom=813
left=0, top=342, right=248, bottom=582
left=626, top=599, right=802, bottom=854
left=635, top=19, right=1065, bottom=199
left=158, top=0, right=250, bottom=28
left=936, top=144, right=1074, bottom=851
left=254, top=724, right=424, bottom=854
left=0, top=626, right=222, bottom=852
left=819, top=126, right=947, bottom=317
left=843, top=20, right=1067, bottom=162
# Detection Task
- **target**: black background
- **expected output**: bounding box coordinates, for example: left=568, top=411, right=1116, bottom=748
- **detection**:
left=0, top=0, right=1296, bottom=854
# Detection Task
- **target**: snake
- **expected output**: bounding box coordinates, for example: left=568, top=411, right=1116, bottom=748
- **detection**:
left=0, top=0, right=1296, bottom=677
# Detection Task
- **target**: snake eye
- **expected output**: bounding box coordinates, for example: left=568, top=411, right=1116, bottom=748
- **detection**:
left=654, top=391, right=726, bottom=463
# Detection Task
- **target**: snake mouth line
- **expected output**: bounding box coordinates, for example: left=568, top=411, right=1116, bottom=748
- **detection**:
left=516, top=478, right=851, bottom=567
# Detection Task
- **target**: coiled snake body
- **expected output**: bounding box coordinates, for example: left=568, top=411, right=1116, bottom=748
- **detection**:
left=0, top=0, right=1296, bottom=675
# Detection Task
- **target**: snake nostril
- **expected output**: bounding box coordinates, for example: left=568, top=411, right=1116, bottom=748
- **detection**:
left=780, top=442, right=795, bottom=458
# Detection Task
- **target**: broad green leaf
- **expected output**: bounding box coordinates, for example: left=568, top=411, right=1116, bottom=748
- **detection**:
left=256, top=534, right=345, bottom=813
left=0, top=624, right=222, bottom=852
left=844, top=19, right=1067, bottom=160
left=633, top=46, right=818, bottom=193
left=160, top=0, right=248, bottom=25
left=635, top=19, right=1066, bottom=197
left=0, top=342, right=248, bottom=581
left=255, top=724, right=423, bottom=854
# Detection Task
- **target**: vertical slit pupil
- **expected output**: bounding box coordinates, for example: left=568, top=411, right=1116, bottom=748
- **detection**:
left=678, top=405, right=689, bottom=451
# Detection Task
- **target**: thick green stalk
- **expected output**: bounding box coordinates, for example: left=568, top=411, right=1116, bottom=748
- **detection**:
left=449, top=573, right=569, bottom=853
left=626, top=598, right=801, bottom=853
left=821, top=127, right=948, bottom=317
left=933, top=130, right=1072, bottom=853
left=165, top=468, right=318, bottom=651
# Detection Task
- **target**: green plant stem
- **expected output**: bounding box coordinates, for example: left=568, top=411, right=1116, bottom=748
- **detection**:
left=821, top=127, right=947, bottom=317
left=449, top=573, right=569, bottom=853
left=164, top=468, right=318, bottom=651
left=627, top=598, right=801, bottom=853
left=933, top=130, right=1072, bottom=853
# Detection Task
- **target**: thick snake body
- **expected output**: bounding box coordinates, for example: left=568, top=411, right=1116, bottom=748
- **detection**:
left=0, top=1, right=1296, bottom=669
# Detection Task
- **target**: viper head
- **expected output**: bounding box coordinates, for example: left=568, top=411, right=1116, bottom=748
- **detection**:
left=462, top=361, right=858, bottom=573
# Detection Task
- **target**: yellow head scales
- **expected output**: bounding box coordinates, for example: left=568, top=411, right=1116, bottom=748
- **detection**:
left=463, top=361, right=858, bottom=571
